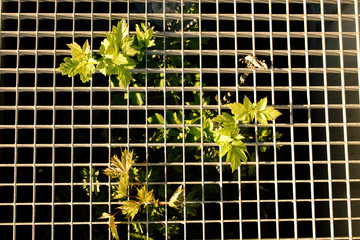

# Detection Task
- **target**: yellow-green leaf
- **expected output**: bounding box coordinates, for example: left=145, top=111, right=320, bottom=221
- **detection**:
left=168, top=185, right=185, bottom=209
left=213, top=112, right=235, bottom=126
left=256, top=97, right=268, bottom=112
left=118, top=200, right=141, bottom=222
left=137, top=186, right=155, bottom=205
left=99, top=213, right=119, bottom=240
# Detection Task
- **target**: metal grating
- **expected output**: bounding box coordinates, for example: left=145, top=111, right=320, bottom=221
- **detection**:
left=0, top=0, right=359, bottom=239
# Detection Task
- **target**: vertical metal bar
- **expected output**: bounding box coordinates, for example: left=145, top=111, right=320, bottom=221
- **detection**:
left=144, top=0, right=150, bottom=239
left=162, top=0, right=168, bottom=238
left=13, top=1, right=21, bottom=240
left=319, top=0, right=335, bottom=237
left=89, top=1, right=94, bottom=239
left=336, top=2, right=353, bottom=238
left=32, top=1, right=40, bottom=239
left=215, top=0, right=224, bottom=239
left=285, top=1, right=298, bottom=238
left=268, top=1, right=280, bottom=239
left=198, top=1, right=205, bottom=239
left=0, top=0, right=2, bottom=69
left=250, top=0, right=261, bottom=239
left=355, top=0, right=360, bottom=131
left=107, top=1, right=112, bottom=240
left=180, top=0, right=187, bottom=238
left=126, top=0, right=131, bottom=238
left=233, top=0, right=242, bottom=239
left=70, top=1, right=76, bottom=239
left=51, top=1, right=58, bottom=240
left=302, top=1, right=316, bottom=239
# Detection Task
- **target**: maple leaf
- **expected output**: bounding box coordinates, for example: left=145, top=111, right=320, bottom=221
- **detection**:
left=103, top=148, right=135, bottom=189
left=136, top=186, right=155, bottom=205
left=118, top=200, right=141, bottom=222
left=99, top=212, right=119, bottom=240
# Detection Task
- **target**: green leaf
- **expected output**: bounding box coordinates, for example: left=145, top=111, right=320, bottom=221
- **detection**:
left=256, top=97, right=268, bottom=111
left=215, top=134, right=233, bottom=146
left=117, top=67, right=133, bottom=88
left=118, top=200, right=141, bottom=222
left=226, top=144, right=248, bottom=172
left=254, top=97, right=282, bottom=125
left=132, top=223, right=144, bottom=234
left=136, top=22, right=156, bottom=48
left=112, top=176, right=128, bottom=199
left=96, top=60, right=107, bottom=76
left=172, top=111, right=183, bottom=124
left=130, top=233, right=154, bottom=240
left=57, top=57, right=79, bottom=77
left=130, top=92, right=144, bottom=106
left=256, top=112, right=268, bottom=126
left=121, top=36, right=137, bottom=57
left=137, top=186, right=155, bottom=205
left=99, top=213, right=119, bottom=240
left=214, top=125, right=239, bottom=139
left=262, top=106, right=282, bottom=121
left=243, top=96, right=254, bottom=111
left=113, top=19, right=129, bottom=42
left=228, top=102, right=244, bottom=115
left=189, top=127, right=201, bottom=139
left=219, top=143, right=231, bottom=158
left=168, top=185, right=185, bottom=209
left=57, top=40, right=97, bottom=83
left=148, top=113, right=165, bottom=124
left=103, top=149, right=135, bottom=179
left=212, top=112, right=235, bottom=126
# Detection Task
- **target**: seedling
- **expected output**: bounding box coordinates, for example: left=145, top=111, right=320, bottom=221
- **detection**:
left=58, top=8, right=282, bottom=238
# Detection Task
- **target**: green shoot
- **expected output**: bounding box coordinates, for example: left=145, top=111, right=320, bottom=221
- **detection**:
left=57, top=19, right=155, bottom=89
left=212, top=96, right=281, bottom=172
left=100, top=149, right=185, bottom=239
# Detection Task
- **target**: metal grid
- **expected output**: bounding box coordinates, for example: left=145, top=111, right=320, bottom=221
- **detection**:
left=0, top=0, right=359, bottom=239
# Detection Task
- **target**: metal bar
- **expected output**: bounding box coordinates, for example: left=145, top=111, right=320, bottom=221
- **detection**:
left=319, top=0, right=335, bottom=237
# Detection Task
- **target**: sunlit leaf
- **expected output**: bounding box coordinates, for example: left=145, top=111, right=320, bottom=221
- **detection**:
left=254, top=97, right=282, bottom=125
left=56, top=40, right=97, bottom=83
left=137, top=186, right=155, bottom=205
left=99, top=212, right=119, bottom=240
left=118, top=200, right=141, bottom=221
left=168, top=185, right=185, bottom=209
left=213, top=112, right=235, bottom=126
left=103, top=149, right=135, bottom=179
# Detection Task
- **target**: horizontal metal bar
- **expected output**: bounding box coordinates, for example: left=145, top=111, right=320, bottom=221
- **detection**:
left=0, top=0, right=357, bottom=4
left=0, top=140, right=359, bottom=148
left=1, top=122, right=360, bottom=129
left=0, top=104, right=359, bottom=111
left=1, top=12, right=358, bottom=22
left=1, top=67, right=359, bottom=75
left=1, top=49, right=359, bottom=57
left=1, top=86, right=359, bottom=93
left=1, top=30, right=358, bottom=39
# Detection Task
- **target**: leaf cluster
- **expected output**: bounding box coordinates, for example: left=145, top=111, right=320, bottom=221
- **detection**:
left=212, top=96, right=281, bottom=172
left=56, top=40, right=97, bottom=83
left=100, top=149, right=185, bottom=240
left=57, top=19, right=155, bottom=90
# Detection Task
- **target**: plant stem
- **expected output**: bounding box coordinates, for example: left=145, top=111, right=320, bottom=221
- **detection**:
left=128, top=174, right=144, bottom=186
left=151, top=200, right=167, bottom=206
left=113, top=209, right=122, bottom=217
